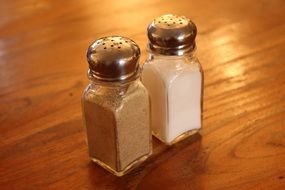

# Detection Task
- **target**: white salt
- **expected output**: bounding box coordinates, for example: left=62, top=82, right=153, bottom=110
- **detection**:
left=142, top=56, right=202, bottom=144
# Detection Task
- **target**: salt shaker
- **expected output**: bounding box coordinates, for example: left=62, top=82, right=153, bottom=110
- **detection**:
left=142, top=14, right=203, bottom=145
left=82, top=36, right=152, bottom=176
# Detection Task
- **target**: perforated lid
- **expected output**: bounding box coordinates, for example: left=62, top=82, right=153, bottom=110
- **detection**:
left=86, top=36, right=141, bottom=82
left=147, top=14, right=197, bottom=55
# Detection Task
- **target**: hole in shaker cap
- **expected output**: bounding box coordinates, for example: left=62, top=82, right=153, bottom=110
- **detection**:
left=111, top=45, right=114, bottom=47
left=104, top=47, right=107, bottom=49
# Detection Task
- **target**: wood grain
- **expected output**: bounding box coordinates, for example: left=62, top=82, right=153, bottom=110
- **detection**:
left=1, top=0, right=285, bottom=189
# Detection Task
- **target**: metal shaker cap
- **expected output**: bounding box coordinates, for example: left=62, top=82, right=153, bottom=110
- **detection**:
left=147, top=14, right=197, bottom=55
left=86, top=36, right=141, bottom=82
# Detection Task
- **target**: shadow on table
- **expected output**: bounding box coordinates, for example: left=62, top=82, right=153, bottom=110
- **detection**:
left=87, top=132, right=202, bottom=189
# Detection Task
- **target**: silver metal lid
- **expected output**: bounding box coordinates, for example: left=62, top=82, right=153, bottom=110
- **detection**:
left=147, top=14, right=197, bottom=55
left=86, top=36, right=141, bottom=82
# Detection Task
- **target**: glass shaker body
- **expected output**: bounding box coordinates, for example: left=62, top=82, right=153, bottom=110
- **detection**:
left=82, top=79, right=151, bottom=176
left=142, top=52, right=203, bottom=145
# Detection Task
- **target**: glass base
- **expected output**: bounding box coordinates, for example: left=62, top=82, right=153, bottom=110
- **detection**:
left=91, top=151, right=152, bottom=177
left=153, top=129, right=199, bottom=145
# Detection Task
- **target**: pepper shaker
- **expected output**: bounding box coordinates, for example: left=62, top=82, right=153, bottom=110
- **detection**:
left=142, top=14, right=203, bottom=145
left=82, top=36, right=152, bottom=176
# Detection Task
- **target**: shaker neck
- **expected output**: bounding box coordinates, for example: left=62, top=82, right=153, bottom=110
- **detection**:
left=88, top=71, right=140, bottom=87
left=147, top=49, right=196, bottom=61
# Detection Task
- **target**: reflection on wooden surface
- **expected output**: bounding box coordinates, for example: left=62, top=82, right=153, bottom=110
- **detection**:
left=0, top=0, right=285, bottom=189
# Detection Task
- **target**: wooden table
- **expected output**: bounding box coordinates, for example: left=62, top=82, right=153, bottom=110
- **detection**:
left=1, top=0, right=285, bottom=189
